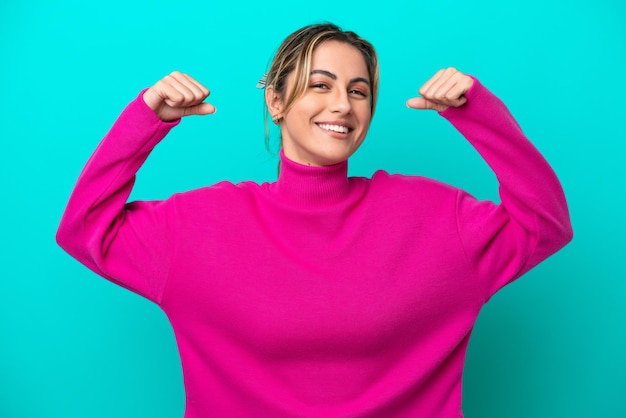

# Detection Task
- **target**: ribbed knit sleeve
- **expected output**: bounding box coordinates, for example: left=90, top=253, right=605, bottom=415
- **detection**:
left=56, top=91, right=180, bottom=303
left=440, top=79, right=573, bottom=298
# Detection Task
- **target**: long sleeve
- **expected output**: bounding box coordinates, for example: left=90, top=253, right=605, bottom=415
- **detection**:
left=441, top=79, right=573, bottom=298
left=56, top=91, right=180, bottom=303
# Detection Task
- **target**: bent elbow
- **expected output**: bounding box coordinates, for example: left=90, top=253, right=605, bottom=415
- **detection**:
left=55, top=215, right=84, bottom=260
left=56, top=220, right=74, bottom=256
left=560, top=219, right=574, bottom=248
left=547, top=211, right=574, bottom=253
left=56, top=225, right=71, bottom=252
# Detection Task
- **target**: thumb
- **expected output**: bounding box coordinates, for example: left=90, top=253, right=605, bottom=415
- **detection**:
left=406, top=97, right=438, bottom=111
left=184, top=102, right=217, bottom=116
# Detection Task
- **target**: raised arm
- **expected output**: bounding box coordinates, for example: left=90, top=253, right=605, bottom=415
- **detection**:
left=56, top=72, right=215, bottom=302
left=407, top=68, right=573, bottom=297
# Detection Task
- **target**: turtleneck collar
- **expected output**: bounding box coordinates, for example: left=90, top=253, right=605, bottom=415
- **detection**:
left=271, top=150, right=351, bottom=206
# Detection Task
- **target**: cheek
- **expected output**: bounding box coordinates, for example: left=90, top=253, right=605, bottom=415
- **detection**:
left=358, top=118, right=372, bottom=142
left=356, top=101, right=372, bottom=121
left=359, top=110, right=372, bottom=130
left=289, top=100, right=319, bottom=124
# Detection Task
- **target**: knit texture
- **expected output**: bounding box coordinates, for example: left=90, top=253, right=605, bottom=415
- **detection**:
left=57, top=79, right=572, bottom=417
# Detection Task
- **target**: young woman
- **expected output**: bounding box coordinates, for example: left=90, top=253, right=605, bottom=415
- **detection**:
left=57, top=23, right=573, bottom=417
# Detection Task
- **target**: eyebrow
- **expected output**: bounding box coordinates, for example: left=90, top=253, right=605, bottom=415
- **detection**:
left=310, top=69, right=370, bottom=87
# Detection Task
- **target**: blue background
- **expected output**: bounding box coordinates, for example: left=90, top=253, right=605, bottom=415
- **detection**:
left=1, top=0, right=624, bottom=417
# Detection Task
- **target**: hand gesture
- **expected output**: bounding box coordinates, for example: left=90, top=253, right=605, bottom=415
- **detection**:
left=406, top=67, right=474, bottom=112
left=143, top=71, right=216, bottom=122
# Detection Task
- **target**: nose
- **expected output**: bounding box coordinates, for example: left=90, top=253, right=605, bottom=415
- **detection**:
left=329, top=89, right=351, bottom=114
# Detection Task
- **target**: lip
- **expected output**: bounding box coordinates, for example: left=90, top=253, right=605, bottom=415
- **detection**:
left=315, top=123, right=352, bottom=139
left=314, top=121, right=354, bottom=139
left=315, top=120, right=354, bottom=130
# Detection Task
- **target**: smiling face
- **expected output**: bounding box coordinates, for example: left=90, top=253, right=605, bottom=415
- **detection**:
left=267, top=41, right=373, bottom=167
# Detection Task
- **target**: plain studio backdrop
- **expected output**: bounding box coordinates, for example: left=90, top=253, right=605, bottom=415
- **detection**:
left=1, top=1, right=624, bottom=417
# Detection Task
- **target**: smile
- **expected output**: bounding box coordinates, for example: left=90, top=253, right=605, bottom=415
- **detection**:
left=316, top=123, right=351, bottom=134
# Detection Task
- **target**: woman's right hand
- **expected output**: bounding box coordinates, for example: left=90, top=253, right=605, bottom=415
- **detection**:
left=143, top=71, right=216, bottom=122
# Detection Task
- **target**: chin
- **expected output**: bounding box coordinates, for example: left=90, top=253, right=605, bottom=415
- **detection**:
left=320, top=145, right=361, bottom=165
left=314, top=151, right=353, bottom=166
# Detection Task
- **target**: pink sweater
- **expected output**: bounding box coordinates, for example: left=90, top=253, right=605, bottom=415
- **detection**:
left=57, top=79, right=572, bottom=417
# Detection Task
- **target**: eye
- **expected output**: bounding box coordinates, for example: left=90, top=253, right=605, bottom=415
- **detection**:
left=349, top=89, right=368, bottom=98
left=310, top=83, right=329, bottom=90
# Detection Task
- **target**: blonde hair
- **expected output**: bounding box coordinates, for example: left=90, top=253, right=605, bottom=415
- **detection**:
left=264, top=23, right=380, bottom=148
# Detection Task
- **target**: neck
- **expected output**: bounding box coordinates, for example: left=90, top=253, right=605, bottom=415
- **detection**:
left=273, top=150, right=350, bottom=206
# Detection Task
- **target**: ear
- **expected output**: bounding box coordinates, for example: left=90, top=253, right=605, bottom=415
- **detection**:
left=265, top=85, right=284, bottom=120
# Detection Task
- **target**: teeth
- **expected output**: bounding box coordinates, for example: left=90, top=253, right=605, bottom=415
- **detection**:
left=318, top=123, right=349, bottom=134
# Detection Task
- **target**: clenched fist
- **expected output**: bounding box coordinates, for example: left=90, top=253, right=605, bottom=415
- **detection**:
left=406, top=67, right=474, bottom=113
left=143, top=71, right=216, bottom=122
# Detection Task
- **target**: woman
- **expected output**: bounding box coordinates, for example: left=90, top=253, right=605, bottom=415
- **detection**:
left=57, top=23, right=573, bottom=417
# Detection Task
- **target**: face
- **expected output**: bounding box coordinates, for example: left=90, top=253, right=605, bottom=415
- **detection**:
left=268, top=41, right=372, bottom=167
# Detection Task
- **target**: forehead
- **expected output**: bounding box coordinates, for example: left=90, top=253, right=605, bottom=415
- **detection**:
left=310, top=41, right=369, bottom=79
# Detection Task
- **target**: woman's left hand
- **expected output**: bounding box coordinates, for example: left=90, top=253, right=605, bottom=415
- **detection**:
left=406, top=67, right=474, bottom=112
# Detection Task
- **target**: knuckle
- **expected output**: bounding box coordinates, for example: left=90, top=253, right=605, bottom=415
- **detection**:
left=171, top=92, right=185, bottom=104
left=183, top=92, right=195, bottom=103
